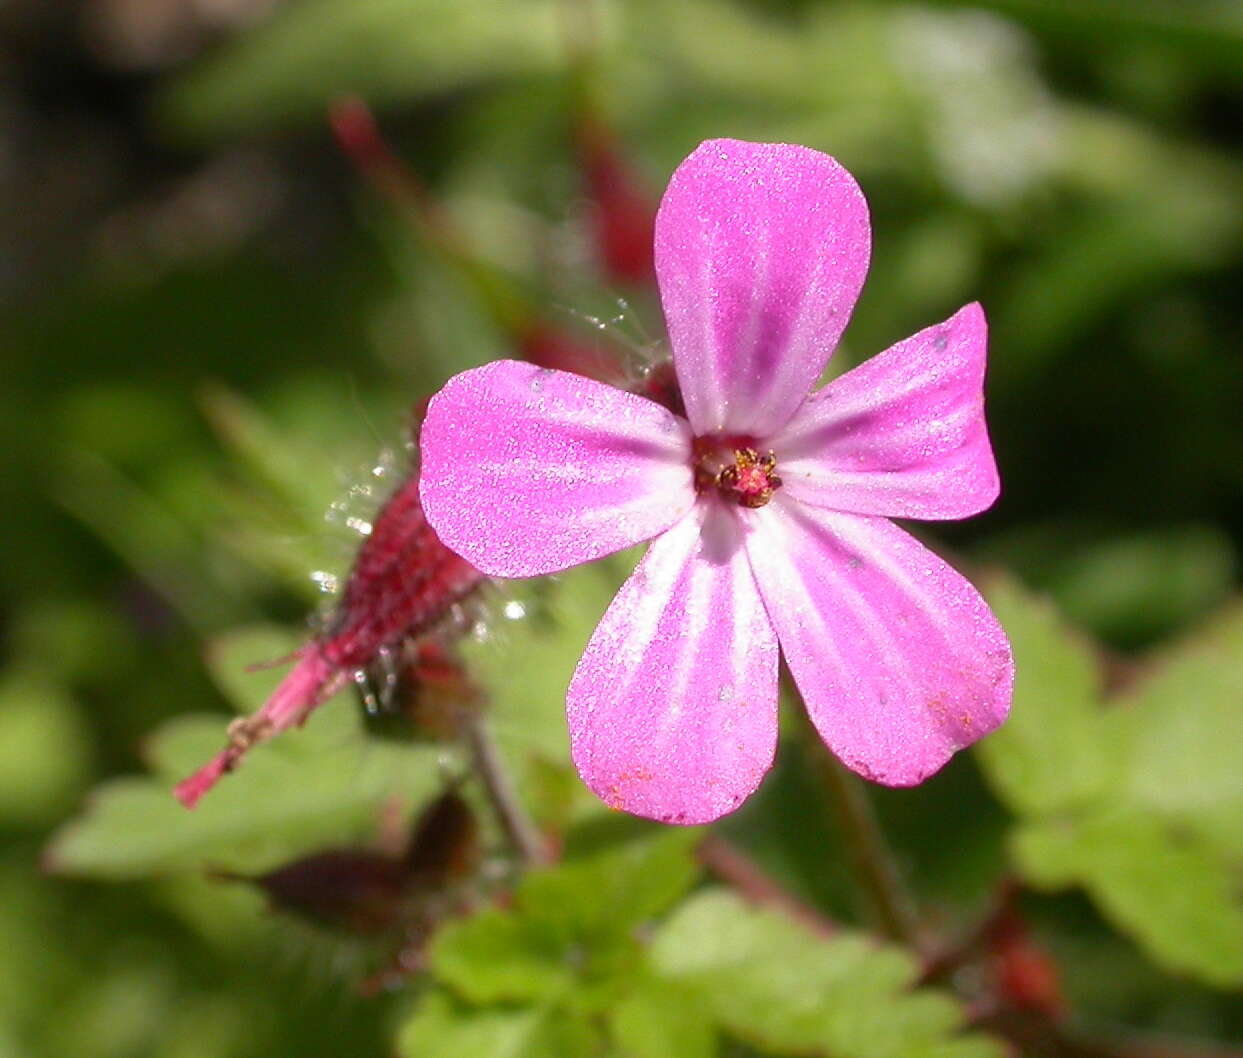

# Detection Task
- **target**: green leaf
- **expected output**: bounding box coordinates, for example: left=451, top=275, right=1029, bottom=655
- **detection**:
left=1014, top=810, right=1243, bottom=988
left=47, top=628, right=439, bottom=877
left=1112, top=604, right=1243, bottom=856
left=432, top=910, right=575, bottom=1005
left=521, top=825, right=702, bottom=939
left=56, top=451, right=230, bottom=631
left=977, top=523, right=1236, bottom=647
left=397, top=991, right=599, bottom=1058
left=650, top=891, right=1005, bottom=1058
left=976, top=577, right=1243, bottom=986
left=610, top=977, right=717, bottom=1058
left=464, top=557, right=636, bottom=818
left=199, top=385, right=334, bottom=528
left=0, top=671, right=91, bottom=826
left=162, top=0, right=563, bottom=139
left=431, top=825, right=700, bottom=1009
left=468, top=561, right=626, bottom=757
left=976, top=574, right=1114, bottom=815
left=995, top=172, right=1240, bottom=374
left=915, top=0, right=1243, bottom=76
left=200, top=382, right=409, bottom=603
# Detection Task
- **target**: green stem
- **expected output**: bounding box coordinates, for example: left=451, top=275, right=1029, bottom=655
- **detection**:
left=797, top=705, right=923, bottom=948
left=698, top=833, right=839, bottom=938
left=464, top=718, right=551, bottom=868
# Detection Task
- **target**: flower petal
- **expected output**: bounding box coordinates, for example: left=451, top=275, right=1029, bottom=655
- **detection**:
left=568, top=504, right=778, bottom=824
left=745, top=500, right=1013, bottom=786
left=773, top=303, right=999, bottom=520
left=655, top=139, right=870, bottom=438
left=419, top=360, right=695, bottom=578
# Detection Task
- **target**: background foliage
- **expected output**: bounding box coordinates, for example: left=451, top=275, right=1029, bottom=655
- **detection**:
left=3, top=0, right=1243, bottom=1055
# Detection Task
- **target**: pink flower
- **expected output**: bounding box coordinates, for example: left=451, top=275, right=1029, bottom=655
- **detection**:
left=419, top=139, right=1014, bottom=824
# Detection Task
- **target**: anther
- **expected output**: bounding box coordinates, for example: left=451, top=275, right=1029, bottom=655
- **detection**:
left=717, top=449, right=782, bottom=509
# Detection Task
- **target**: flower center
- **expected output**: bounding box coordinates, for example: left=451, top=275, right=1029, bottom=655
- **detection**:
left=693, top=439, right=783, bottom=509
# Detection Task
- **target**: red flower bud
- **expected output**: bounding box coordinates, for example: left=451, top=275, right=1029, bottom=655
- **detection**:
left=575, top=119, right=656, bottom=286
left=176, top=467, right=484, bottom=808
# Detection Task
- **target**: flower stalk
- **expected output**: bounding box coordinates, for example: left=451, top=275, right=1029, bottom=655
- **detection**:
left=463, top=716, right=551, bottom=868
left=697, top=833, right=838, bottom=938
left=799, top=706, right=923, bottom=948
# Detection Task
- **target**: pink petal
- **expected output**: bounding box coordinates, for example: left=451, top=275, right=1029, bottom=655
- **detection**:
left=772, top=303, right=999, bottom=520
left=419, top=360, right=695, bottom=578
left=568, top=504, right=778, bottom=824
left=655, top=139, right=870, bottom=438
left=745, top=500, right=1012, bottom=786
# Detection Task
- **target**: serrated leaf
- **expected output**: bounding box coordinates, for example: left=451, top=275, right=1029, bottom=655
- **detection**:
left=431, top=826, right=700, bottom=1009
left=1014, top=810, right=1243, bottom=988
left=978, top=578, right=1243, bottom=987
left=520, top=825, right=702, bottom=939
left=1112, top=605, right=1243, bottom=856
left=432, top=910, right=575, bottom=1005
left=650, top=890, right=1005, bottom=1058
left=976, top=574, right=1113, bottom=814
left=398, top=991, right=598, bottom=1058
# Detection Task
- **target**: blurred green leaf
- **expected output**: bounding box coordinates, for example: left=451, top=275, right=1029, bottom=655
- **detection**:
left=199, top=384, right=337, bottom=535
left=432, top=910, right=576, bottom=1006
left=0, top=672, right=91, bottom=826
left=978, top=575, right=1243, bottom=986
left=994, top=107, right=1243, bottom=376
left=47, top=626, right=439, bottom=878
left=163, top=0, right=564, bottom=139
left=201, top=625, right=313, bottom=716
left=465, top=557, right=634, bottom=820
left=56, top=384, right=195, bottom=471
left=520, top=825, right=701, bottom=940
left=7, top=598, right=137, bottom=685
left=975, top=574, right=1113, bottom=815
left=56, top=450, right=230, bottom=630
left=398, top=991, right=599, bottom=1058
left=915, top=0, right=1243, bottom=75
left=200, top=381, right=412, bottom=604
left=1015, top=810, right=1243, bottom=988
left=432, top=826, right=700, bottom=1008
left=609, top=977, right=718, bottom=1058
left=978, top=523, right=1236, bottom=646
left=1112, top=604, right=1243, bottom=856
left=650, top=890, right=1005, bottom=1058
left=996, top=195, right=1239, bottom=376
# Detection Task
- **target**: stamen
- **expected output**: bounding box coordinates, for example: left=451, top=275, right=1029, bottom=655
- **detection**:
left=717, top=448, right=783, bottom=509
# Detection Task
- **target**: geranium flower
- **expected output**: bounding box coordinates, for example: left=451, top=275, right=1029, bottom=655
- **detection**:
left=419, top=139, right=1013, bottom=824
